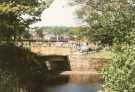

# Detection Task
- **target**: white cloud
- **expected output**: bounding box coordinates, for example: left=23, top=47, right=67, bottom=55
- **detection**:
left=31, top=0, right=84, bottom=27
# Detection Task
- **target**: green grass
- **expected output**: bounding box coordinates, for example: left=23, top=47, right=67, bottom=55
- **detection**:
left=87, top=50, right=113, bottom=60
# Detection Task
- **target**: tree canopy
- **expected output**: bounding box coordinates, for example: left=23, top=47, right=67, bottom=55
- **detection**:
left=0, top=0, right=53, bottom=43
left=72, top=0, right=135, bottom=91
left=0, top=1, right=54, bottom=92
left=73, top=0, right=135, bottom=45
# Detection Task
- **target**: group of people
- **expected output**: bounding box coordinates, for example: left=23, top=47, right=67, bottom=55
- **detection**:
left=48, top=42, right=97, bottom=53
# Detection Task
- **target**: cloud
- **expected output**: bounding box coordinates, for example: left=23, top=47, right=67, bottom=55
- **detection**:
left=31, top=0, right=84, bottom=27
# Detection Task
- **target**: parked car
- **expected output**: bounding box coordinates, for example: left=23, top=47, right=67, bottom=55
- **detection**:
left=77, top=45, right=92, bottom=53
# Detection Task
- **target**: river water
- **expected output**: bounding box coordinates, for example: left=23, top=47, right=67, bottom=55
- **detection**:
left=45, top=74, right=102, bottom=92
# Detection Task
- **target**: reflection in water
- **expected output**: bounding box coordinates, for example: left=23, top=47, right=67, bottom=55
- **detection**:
left=69, top=74, right=100, bottom=84
left=47, top=83, right=98, bottom=92
left=45, top=74, right=102, bottom=92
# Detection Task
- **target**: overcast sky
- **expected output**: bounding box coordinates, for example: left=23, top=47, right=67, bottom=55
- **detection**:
left=31, top=0, right=84, bottom=27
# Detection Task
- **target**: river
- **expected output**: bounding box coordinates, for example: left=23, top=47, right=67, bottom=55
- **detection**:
left=45, top=74, right=102, bottom=92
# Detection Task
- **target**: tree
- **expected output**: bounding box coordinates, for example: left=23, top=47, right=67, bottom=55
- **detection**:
left=73, top=0, right=135, bottom=91
left=35, top=28, right=44, bottom=40
left=0, top=1, right=54, bottom=92
left=73, top=0, right=135, bottom=46
left=0, top=0, right=53, bottom=43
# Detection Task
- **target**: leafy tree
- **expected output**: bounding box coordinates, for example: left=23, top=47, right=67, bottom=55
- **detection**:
left=23, top=31, right=32, bottom=40
left=0, top=43, right=52, bottom=92
left=35, top=26, right=73, bottom=36
left=73, top=0, right=135, bottom=91
left=35, top=28, right=44, bottom=39
left=0, top=0, right=53, bottom=43
left=69, top=27, right=88, bottom=41
left=74, top=0, right=135, bottom=45
left=35, top=27, right=90, bottom=41
left=0, top=1, right=54, bottom=92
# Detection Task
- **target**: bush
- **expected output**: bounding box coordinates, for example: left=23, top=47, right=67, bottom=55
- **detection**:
left=103, top=44, right=135, bottom=92
left=0, top=43, right=50, bottom=92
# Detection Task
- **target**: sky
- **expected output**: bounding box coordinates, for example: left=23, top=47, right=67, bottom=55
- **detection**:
left=31, top=0, right=85, bottom=27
